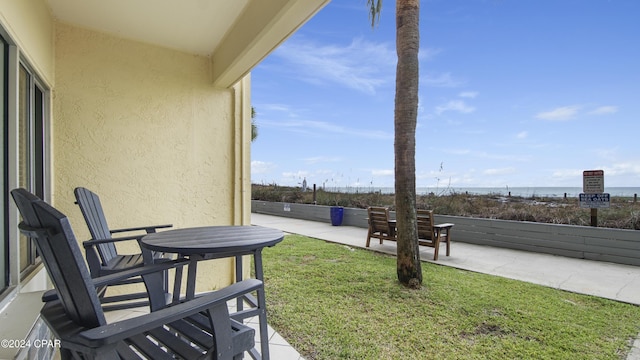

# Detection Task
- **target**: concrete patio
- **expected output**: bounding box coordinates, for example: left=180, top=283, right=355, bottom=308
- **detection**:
left=102, top=299, right=303, bottom=360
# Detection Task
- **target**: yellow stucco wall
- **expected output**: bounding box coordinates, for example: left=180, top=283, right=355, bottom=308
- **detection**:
left=0, top=0, right=55, bottom=85
left=53, top=22, right=251, bottom=292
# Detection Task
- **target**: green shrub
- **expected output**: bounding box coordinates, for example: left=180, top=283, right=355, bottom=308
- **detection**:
left=252, top=184, right=640, bottom=230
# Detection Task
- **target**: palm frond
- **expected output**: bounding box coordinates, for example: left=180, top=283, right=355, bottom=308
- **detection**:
left=367, top=0, right=383, bottom=27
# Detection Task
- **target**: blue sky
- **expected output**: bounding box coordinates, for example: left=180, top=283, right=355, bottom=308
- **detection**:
left=250, top=0, right=639, bottom=190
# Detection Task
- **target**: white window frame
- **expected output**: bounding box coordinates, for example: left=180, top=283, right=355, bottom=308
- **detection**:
left=0, top=26, right=51, bottom=307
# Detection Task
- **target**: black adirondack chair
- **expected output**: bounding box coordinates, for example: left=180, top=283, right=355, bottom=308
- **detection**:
left=74, top=187, right=173, bottom=308
left=11, top=188, right=259, bottom=360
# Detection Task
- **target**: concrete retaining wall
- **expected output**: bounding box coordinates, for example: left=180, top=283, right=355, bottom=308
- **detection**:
left=251, top=200, right=640, bottom=266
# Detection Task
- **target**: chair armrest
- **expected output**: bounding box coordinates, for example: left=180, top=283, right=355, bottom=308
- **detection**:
left=434, top=223, right=454, bottom=230
left=82, top=235, right=142, bottom=247
left=91, top=259, right=188, bottom=288
left=42, top=259, right=189, bottom=302
left=110, top=224, right=173, bottom=234
left=83, top=236, right=169, bottom=266
left=42, top=289, right=58, bottom=302
left=433, top=223, right=454, bottom=240
left=77, top=279, right=262, bottom=347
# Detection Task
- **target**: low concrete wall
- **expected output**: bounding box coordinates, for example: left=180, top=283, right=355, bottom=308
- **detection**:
left=251, top=200, right=370, bottom=228
left=251, top=200, right=640, bottom=266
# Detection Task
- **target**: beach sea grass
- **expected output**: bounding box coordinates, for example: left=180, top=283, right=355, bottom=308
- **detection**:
left=252, top=184, right=640, bottom=230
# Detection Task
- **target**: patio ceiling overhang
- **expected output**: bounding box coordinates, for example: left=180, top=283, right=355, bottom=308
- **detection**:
left=46, top=0, right=330, bottom=88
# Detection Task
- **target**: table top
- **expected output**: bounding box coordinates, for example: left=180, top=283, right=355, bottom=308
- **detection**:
left=140, top=225, right=284, bottom=255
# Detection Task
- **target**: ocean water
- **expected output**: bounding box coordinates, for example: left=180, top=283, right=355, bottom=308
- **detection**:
left=331, top=186, right=640, bottom=198
left=429, top=187, right=640, bottom=198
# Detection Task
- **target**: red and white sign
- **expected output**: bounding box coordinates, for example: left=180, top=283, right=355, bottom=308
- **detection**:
left=583, top=170, right=604, bottom=193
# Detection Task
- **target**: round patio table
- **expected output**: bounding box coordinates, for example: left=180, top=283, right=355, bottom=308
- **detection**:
left=141, top=225, right=284, bottom=360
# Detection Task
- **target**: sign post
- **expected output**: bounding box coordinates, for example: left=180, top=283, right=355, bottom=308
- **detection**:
left=580, top=170, right=608, bottom=227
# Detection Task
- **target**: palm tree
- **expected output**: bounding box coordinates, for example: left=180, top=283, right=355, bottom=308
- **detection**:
left=251, top=106, right=258, bottom=142
left=368, top=0, right=422, bottom=287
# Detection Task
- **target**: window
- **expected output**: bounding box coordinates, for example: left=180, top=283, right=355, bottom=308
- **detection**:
left=17, top=63, right=47, bottom=278
left=0, top=26, right=49, bottom=298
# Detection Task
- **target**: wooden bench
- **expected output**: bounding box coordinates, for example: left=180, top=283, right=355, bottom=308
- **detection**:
left=366, top=206, right=397, bottom=247
left=417, top=209, right=453, bottom=261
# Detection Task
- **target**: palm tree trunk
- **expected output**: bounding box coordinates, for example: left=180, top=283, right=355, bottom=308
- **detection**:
left=394, top=0, right=422, bottom=287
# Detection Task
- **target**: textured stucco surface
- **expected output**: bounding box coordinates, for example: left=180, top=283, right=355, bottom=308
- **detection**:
left=0, top=0, right=55, bottom=85
left=53, top=23, right=249, bottom=291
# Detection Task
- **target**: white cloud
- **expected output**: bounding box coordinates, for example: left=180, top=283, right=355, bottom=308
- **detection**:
left=260, top=118, right=392, bottom=140
left=254, top=103, right=301, bottom=120
left=516, top=131, right=528, bottom=139
left=304, top=156, right=342, bottom=164
left=551, top=168, right=583, bottom=181
left=444, top=148, right=531, bottom=162
left=551, top=161, right=640, bottom=185
left=282, top=171, right=310, bottom=179
left=483, top=168, right=516, bottom=176
left=589, top=106, right=618, bottom=115
left=372, top=169, right=393, bottom=176
left=435, top=100, right=476, bottom=115
left=446, top=148, right=472, bottom=155
left=260, top=104, right=292, bottom=112
left=419, top=47, right=443, bottom=61
left=539, top=107, right=579, bottom=121
left=274, top=37, right=395, bottom=94
left=535, top=105, right=617, bottom=121
left=251, top=161, right=275, bottom=174
left=459, top=91, right=478, bottom=98
left=535, top=106, right=581, bottom=121
left=604, top=161, right=640, bottom=177
left=424, top=72, right=464, bottom=88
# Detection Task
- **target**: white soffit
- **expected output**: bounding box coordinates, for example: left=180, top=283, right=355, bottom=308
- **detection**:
left=46, top=0, right=250, bottom=56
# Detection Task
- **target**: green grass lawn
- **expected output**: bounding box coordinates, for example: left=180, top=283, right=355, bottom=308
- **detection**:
left=262, top=235, right=640, bottom=359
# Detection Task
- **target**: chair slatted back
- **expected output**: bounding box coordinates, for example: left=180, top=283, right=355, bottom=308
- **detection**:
left=74, top=187, right=117, bottom=265
left=11, top=188, right=42, bottom=228
left=11, top=189, right=105, bottom=329
left=368, top=206, right=393, bottom=234
left=416, top=209, right=435, bottom=240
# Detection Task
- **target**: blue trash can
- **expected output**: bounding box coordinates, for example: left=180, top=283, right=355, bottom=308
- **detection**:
left=330, top=206, right=344, bottom=226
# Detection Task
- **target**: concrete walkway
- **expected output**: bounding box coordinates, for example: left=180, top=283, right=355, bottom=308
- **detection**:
left=251, top=213, right=640, bottom=359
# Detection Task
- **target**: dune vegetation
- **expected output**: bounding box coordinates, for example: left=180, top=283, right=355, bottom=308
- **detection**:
left=252, top=184, right=640, bottom=230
